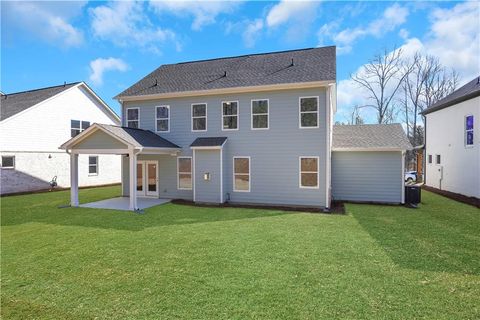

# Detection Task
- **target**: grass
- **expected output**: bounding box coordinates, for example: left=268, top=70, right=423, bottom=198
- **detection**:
left=1, top=186, right=479, bottom=319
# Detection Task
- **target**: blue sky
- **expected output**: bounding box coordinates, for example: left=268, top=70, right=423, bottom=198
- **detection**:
left=2, top=1, right=479, bottom=122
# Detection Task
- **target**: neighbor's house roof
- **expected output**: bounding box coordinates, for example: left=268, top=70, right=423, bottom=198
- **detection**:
left=332, top=124, right=412, bottom=151
left=1, top=82, right=120, bottom=123
left=421, top=76, right=480, bottom=115
left=116, top=46, right=336, bottom=100
left=190, top=137, right=227, bottom=148
left=60, top=123, right=180, bottom=150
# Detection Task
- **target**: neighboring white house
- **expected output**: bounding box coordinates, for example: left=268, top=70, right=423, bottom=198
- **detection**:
left=421, top=76, right=480, bottom=199
left=0, top=82, right=121, bottom=194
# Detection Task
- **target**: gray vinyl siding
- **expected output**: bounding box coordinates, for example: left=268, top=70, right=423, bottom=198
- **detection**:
left=122, top=87, right=328, bottom=207
left=194, top=150, right=222, bottom=203
left=331, top=151, right=403, bottom=203
left=74, top=130, right=127, bottom=150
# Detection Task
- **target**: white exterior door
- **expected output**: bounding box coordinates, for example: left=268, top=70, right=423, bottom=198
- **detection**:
left=136, top=161, right=158, bottom=197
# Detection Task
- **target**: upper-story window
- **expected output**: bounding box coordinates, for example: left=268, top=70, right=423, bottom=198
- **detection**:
left=1, top=156, right=15, bottom=169
left=192, top=103, right=207, bottom=131
left=222, top=101, right=238, bottom=130
left=436, top=154, right=441, bottom=165
left=465, top=115, right=474, bottom=147
left=428, top=154, right=432, bottom=164
left=299, top=96, right=319, bottom=128
left=71, top=120, right=90, bottom=137
left=251, top=99, right=269, bottom=130
left=156, top=106, right=170, bottom=132
left=126, top=108, right=139, bottom=128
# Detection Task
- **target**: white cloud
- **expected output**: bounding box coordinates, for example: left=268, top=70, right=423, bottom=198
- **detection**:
left=331, top=3, right=409, bottom=54
left=242, top=19, right=264, bottom=48
left=398, top=28, right=409, bottom=40
left=149, top=0, right=242, bottom=30
left=89, top=58, right=128, bottom=86
left=266, top=0, right=319, bottom=28
left=90, top=1, right=178, bottom=53
left=2, top=1, right=85, bottom=47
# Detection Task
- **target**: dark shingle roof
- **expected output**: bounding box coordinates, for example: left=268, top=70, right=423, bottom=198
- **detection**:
left=116, top=46, right=336, bottom=98
left=1, top=82, right=80, bottom=121
left=421, top=76, right=480, bottom=115
left=190, top=137, right=227, bottom=148
left=332, top=124, right=412, bottom=150
left=96, top=124, right=180, bottom=149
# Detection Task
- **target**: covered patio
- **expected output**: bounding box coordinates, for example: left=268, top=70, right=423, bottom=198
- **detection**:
left=60, top=123, right=181, bottom=211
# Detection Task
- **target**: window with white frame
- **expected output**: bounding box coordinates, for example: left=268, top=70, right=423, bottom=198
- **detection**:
left=299, top=157, right=319, bottom=188
left=465, top=115, right=474, bottom=146
left=435, top=154, right=441, bottom=165
left=177, top=157, right=192, bottom=190
left=71, top=120, right=90, bottom=137
left=156, top=106, right=170, bottom=132
left=222, top=101, right=238, bottom=130
left=1, top=156, right=15, bottom=169
left=251, top=99, right=269, bottom=129
left=88, top=156, right=98, bottom=175
left=192, top=103, right=207, bottom=131
left=428, top=154, right=432, bottom=164
left=299, top=97, right=319, bottom=128
left=233, top=157, right=250, bottom=192
left=126, top=108, right=139, bottom=128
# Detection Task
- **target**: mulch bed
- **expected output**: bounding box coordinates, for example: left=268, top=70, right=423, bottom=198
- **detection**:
left=422, top=185, right=480, bottom=208
left=171, top=199, right=346, bottom=214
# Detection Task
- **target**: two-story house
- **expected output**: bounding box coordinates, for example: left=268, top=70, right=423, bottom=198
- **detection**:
left=421, top=76, right=479, bottom=200
left=0, top=82, right=121, bottom=194
left=60, top=47, right=411, bottom=211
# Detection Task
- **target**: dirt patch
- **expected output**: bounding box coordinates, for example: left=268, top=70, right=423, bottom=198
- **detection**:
left=423, top=185, right=480, bottom=208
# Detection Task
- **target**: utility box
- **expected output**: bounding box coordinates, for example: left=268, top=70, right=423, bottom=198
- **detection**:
left=405, top=185, right=421, bottom=207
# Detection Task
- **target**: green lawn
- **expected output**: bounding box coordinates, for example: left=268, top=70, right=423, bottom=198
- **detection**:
left=1, top=186, right=479, bottom=319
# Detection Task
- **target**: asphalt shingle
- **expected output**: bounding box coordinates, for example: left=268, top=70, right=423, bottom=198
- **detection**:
left=96, top=124, right=180, bottom=149
left=332, top=124, right=412, bottom=150
left=1, top=83, right=79, bottom=121
left=190, top=137, right=227, bottom=148
left=116, top=46, right=336, bottom=98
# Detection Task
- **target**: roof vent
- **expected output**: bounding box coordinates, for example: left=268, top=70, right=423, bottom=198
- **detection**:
left=223, top=71, right=227, bottom=77
left=63, top=81, right=66, bottom=87
left=290, top=58, right=294, bottom=66
left=477, top=77, right=480, bottom=85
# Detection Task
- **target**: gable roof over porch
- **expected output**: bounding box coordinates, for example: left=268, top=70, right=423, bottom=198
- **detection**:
left=59, top=123, right=181, bottom=154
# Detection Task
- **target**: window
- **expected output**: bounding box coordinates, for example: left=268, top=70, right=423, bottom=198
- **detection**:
left=222, top=101, right=238, bottom=130
left=88, top=156, right=98, bottom=175
left=251, top=99, right=269, bottom=130
left=435, top=154, right=441, bottom=165
left=299, top=97, right=319, bottom=128
left=299, top=157, right=319, bottom=188
left=466, top=115, right=474, bottom=146
left=126, top=108, right=139, bottom=128
left=71, top=120, right=90, bottom=137
left=156, top=106, right=169, bottom=132
left=177, top=157, right=192, bottom=190
left=192, top=103, right=207, bottom=131
left=1, top=156, right=15, bottom=169
left=428, top=154, right=432, bottom=164
left=233, top=157, right=250, bottom=192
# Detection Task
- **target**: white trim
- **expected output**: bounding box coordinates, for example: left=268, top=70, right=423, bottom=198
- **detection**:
left=465, top=114, right=474, bottom=148
left=401, top=151, right=405, bottom=204
left=145, top=160, right=159, bottom=197
left=251, top=99, right=269, bottom=130
left=220, top=148, right=223, bottom=203
left=1, top=155, right=15, bottom=169
left=332, top=147, right=408, bottom=152
left=121, top=155, right=125, bottom=196
left=116, top=80, right=335, bottom=102
left=70, top=153, right=79, bottom=207
left=88, top=155, right=99, bottom=176
left=155, top=105, right=170, bottom=133
left=233, top=156, right=250, bottom=192
left=191, top=103, right=208, bottom=132
left=193, top=149, right=196, bottom=202
left=221, top=100, right=239, bottom=131
left=70, top=148, right=130, bottom=154
left=299, top=96, right=320, bottom=129
left=177, top=156, right=193, bottom=190
left=325, top=87, right=331, bottom=208
left=126, top=107, right=140, bottom=128
left=299, top=156, right=320, bottom=189
left=190, top=146, right=223, bottom=150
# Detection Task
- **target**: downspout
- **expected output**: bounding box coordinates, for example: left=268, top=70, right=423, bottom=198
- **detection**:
left=421, top=114, right=427, bottom=184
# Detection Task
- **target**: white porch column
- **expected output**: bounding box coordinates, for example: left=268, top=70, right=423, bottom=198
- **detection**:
left=129, top=152, right=137, bottom=211
left=70, top=153, right=79, bottom=207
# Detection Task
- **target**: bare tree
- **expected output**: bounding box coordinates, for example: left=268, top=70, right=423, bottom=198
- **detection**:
left=351, top=47, right=413, bottom=124
left=349, top=105, right=365, bottom=125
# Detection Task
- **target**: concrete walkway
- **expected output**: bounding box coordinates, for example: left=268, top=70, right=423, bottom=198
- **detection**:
left=80, top=197, right=170, bottom=211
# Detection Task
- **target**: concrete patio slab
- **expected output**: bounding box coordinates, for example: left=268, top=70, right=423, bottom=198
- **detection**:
left=80, top=197, right=170, bottom=211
